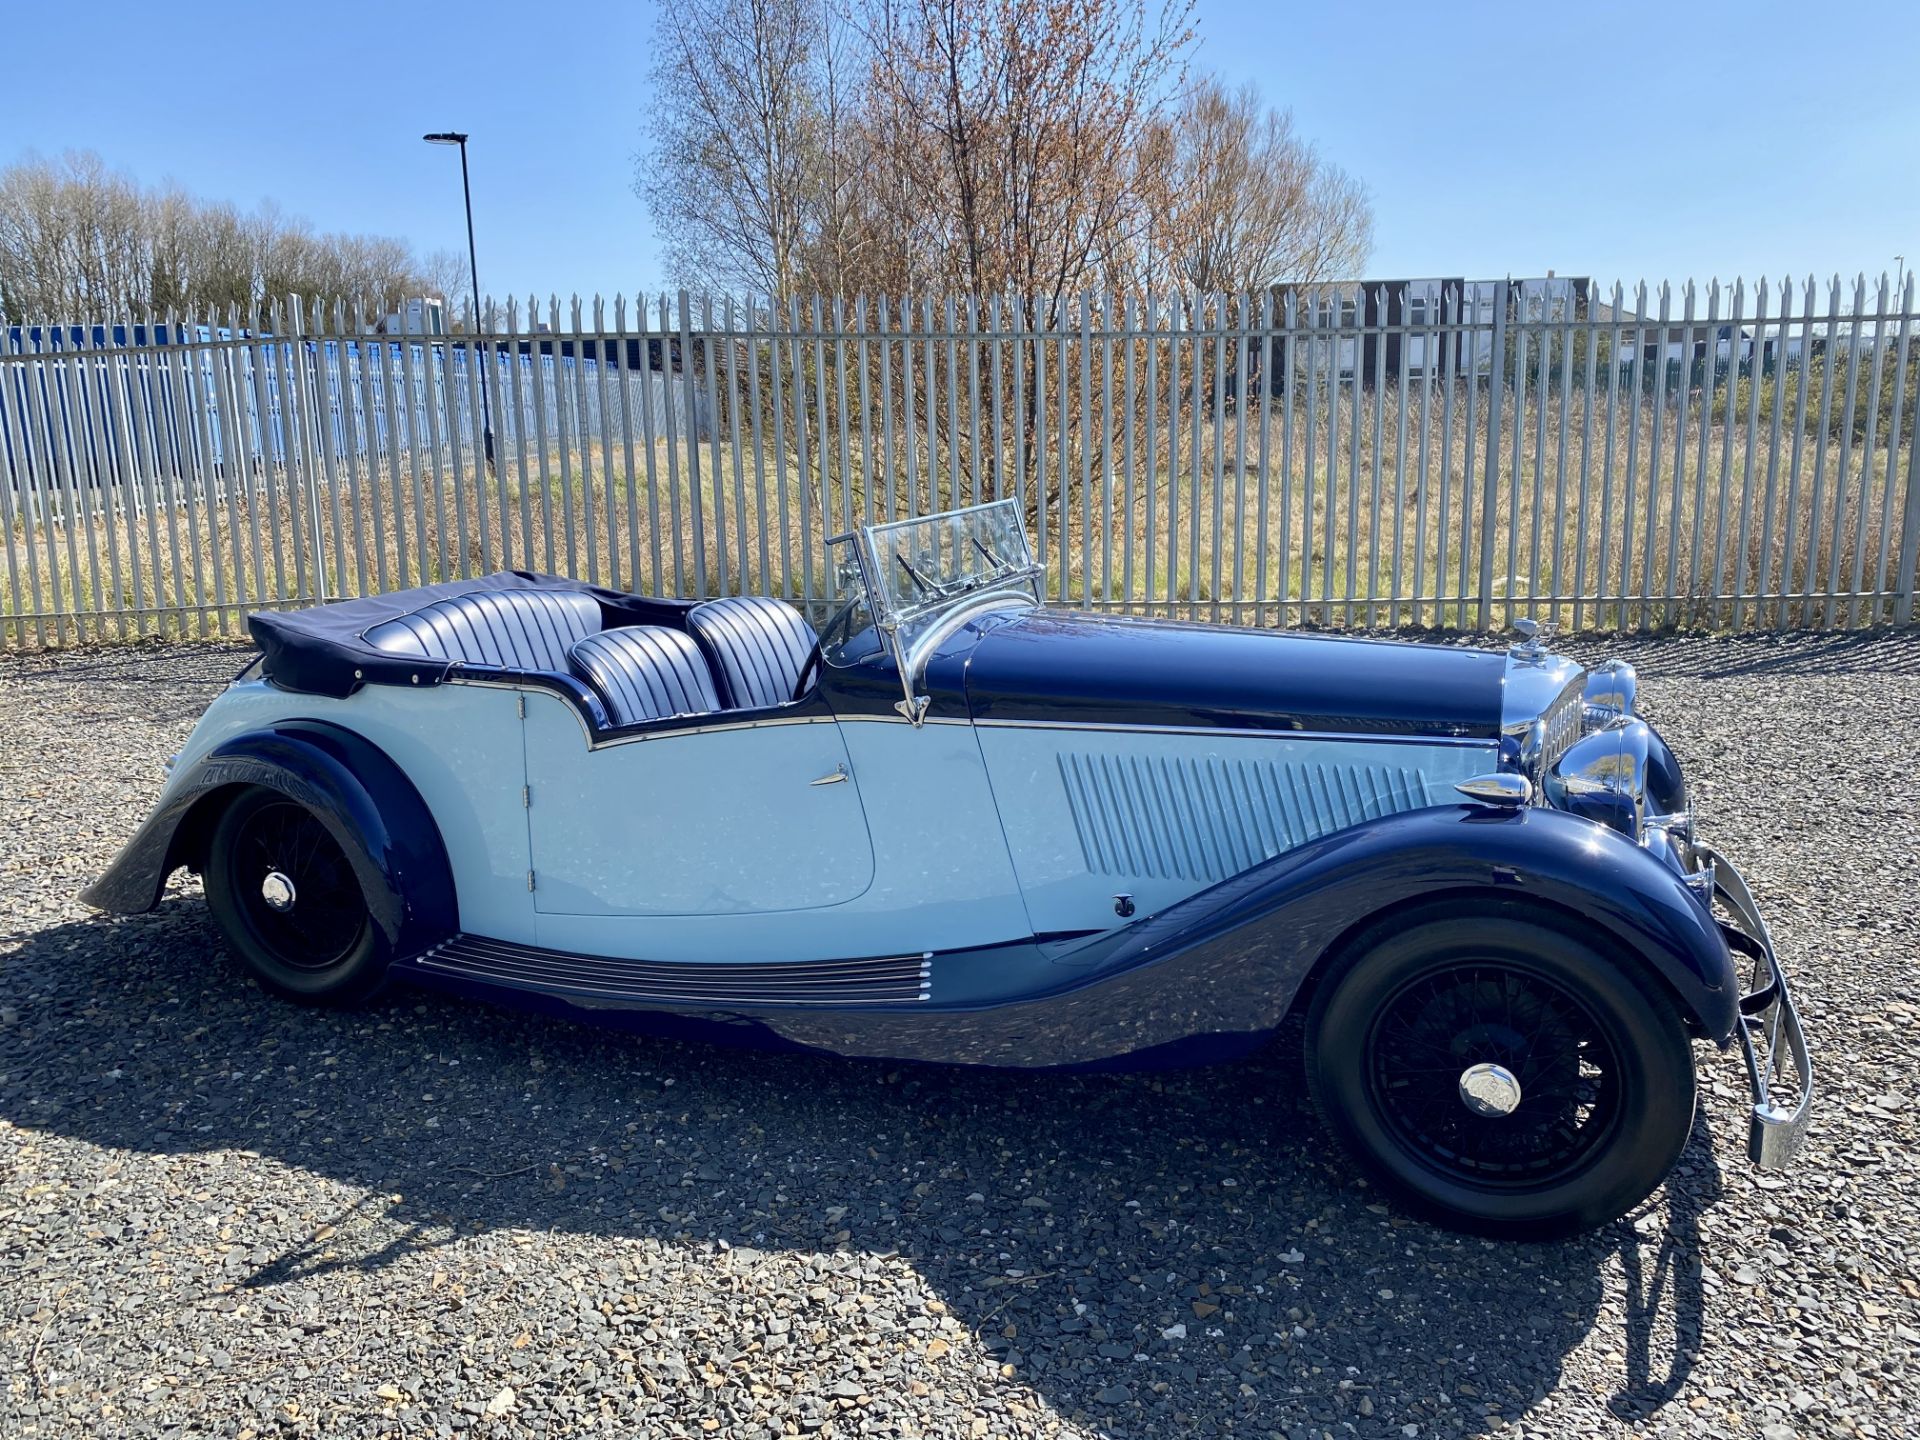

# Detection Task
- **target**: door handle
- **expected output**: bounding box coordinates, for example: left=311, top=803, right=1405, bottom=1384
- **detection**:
left=808, top=764, right=848, bottom=786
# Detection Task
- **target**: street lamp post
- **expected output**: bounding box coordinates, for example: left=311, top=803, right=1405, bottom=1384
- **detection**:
left=424, top=131, right=494, bottom=468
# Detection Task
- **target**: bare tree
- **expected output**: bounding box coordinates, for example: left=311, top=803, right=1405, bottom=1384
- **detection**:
left=0, top=150, right=444, bottom=323
left=632, top=0, right=1370, bottom=511
left=635, top=2, right=1373, bottom=312
left=0, top=151, right=146, bottom=320
left=419, top=247, right=475, bottom=323
left=637, top=0, right=1203, bottom=306
left=804, top=0, right=869, bottom=296
left=640, top=0, right=846, bottom=296
left=855, top=0, right=1195, bottom=311
left=1155, top=75, right=1373, bottom=295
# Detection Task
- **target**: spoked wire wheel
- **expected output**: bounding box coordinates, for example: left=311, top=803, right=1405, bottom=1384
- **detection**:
left=1306, top=903, right=1696, bottom=1238
left=205, top=787, right=389, bottom=1005
left=1366, top=961, right=1624, bottom=1187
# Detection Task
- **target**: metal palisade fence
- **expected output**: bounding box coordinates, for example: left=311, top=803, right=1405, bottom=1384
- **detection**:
left=2, top=276, right=1916, bottom=648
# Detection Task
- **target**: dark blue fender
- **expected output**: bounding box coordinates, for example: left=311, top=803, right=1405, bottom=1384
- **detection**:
left=80, top=723, right=456, bottom=960
left=1076, top=800, right=1741, bottom=1044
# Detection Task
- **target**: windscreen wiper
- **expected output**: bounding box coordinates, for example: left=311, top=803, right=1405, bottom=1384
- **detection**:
left=894, top=549, right=934, bottom=596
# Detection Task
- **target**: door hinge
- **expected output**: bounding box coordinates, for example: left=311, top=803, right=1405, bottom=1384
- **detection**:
left=527, top=869, right=536, bottom=892
left=522, top=784, right=531, bottom=808
left=517, top=694, right=526, bottom=719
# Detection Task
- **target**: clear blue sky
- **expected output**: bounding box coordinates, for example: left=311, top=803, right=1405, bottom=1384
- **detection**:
left=4, top=0, right=1916, bottom=302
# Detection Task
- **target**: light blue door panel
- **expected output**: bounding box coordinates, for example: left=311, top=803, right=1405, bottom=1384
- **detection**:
left=829, top=715, right=1033, bottom=930
left=976, top=726, right=1496, bottom=935
left=530, top=715, right=1033, bottom=962
left=524, top=698, right=875, bottom=917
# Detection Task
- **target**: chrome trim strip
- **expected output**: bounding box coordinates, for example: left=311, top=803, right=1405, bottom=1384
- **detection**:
left=968, top=716, right=1498, bottom=747
left=587, top=711, right=836, bottom=748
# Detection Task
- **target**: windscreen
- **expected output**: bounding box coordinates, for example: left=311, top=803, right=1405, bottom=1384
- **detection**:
left=858, top=500, right=1038, bottom=632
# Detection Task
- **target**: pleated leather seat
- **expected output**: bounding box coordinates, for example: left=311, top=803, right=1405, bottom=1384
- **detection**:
left=686, top=596, right=818, bottom=710
left=364, top=589, right=604, bottom=673
left=568, top=627, right=723, bottom=726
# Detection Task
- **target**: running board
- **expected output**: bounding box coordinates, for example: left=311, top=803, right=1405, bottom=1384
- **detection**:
left=406, top=934, right=934, bottom=1007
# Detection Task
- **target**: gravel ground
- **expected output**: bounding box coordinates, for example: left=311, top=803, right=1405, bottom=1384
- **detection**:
left=2, top=630, right=1917, bottom=1440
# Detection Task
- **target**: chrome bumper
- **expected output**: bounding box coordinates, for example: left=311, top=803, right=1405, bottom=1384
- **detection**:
left=1694, top=843, right=1813, bottom=1168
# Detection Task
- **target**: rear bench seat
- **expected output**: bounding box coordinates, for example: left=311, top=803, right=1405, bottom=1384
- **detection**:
left=363, top=589, right=604, bottom=671
left=360, top=588, right=818, bottom=730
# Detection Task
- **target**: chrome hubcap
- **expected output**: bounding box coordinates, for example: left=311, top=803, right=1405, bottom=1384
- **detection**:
left=260, top=871, right=296, bottom=913
left=1458, top=1062, right=1523, bottom=1118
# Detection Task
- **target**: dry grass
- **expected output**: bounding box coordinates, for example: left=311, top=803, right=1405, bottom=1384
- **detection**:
left=4, top=379, right=1909, bottom=649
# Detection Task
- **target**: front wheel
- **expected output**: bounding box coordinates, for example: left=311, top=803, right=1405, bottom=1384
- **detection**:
left=204, top=787, right=391, bottom=1007
left=1305, top=903, right=1696, bottom=1239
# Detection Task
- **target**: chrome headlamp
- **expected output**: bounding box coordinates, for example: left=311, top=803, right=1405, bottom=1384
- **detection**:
left=1582, top=658, right=1637, bottom=731
left=1544, top=718, right=1650, bottom=840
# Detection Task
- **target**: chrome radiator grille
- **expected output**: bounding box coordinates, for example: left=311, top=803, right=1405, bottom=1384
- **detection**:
left=1540, top=685, right=1584, bottom=773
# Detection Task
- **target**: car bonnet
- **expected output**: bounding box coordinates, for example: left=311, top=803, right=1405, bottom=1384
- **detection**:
left=959, top=610, right=1506, bottom=740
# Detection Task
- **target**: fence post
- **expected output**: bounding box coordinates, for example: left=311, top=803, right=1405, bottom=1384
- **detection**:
left=0, top=322, right=30, bottom=645
left=1477, top=283, right=1506, bottom=631
left=289, top=295, right=328, bottom=604
left=1898, top=390, right=1920, bottom=623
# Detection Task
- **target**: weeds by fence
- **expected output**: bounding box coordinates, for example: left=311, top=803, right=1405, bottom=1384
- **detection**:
left=3, top=276, right=1916, bottom=648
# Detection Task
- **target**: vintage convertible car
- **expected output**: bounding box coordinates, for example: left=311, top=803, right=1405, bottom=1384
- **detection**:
left=86, top=499, right=1811, bottom=1237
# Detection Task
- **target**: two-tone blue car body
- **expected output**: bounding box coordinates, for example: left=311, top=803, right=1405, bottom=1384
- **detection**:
left=86, top=500, right=1811, bottom=1237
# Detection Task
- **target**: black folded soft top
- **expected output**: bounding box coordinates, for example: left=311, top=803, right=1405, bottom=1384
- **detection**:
left=248, top=571, right=698, bottom=698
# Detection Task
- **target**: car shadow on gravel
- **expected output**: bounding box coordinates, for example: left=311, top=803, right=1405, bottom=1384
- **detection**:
left=3, top=899, right=1724, bottom=1437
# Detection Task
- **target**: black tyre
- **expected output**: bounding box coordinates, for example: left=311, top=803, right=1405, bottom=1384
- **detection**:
left=1305, top=901, right=1696, bottom=1239
left=204, top=787, right=391, bottom=1007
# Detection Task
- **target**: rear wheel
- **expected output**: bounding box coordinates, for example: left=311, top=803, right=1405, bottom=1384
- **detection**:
left=205, top=787, right=390, bottom=1006
left=1305, top=903, right=1696, bottom=1239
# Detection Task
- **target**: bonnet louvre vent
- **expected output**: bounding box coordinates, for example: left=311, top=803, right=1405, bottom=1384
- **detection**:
left=1057, top=751, right=1441, bottom=883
